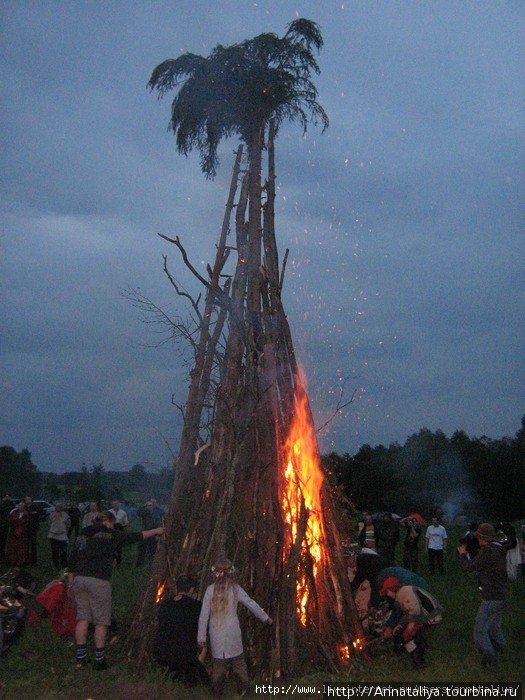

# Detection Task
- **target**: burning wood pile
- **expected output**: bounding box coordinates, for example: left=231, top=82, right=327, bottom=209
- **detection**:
left=126, top=19, right=364, bottom=676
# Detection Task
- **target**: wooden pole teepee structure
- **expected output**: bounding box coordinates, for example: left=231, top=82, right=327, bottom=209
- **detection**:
left=126, top=19, right=364, bottom=676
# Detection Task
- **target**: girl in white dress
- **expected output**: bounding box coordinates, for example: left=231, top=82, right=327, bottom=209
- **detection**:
left=198, top=558, right=272, bottom=695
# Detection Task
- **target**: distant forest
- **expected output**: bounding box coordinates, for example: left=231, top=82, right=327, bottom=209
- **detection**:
left=1, top=417, right=524, bottom=519
left=0, top=456, right=175, bottom=508
left=323, top=417, right=525, bottom=521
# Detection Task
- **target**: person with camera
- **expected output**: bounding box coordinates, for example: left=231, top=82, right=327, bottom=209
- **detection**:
left=457, top=522, right=507, bottom=668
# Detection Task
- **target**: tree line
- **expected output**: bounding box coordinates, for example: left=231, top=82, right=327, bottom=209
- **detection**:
left=2, top=416, right=523, bottom=518
left=0, top=449, right=174, bottom=506
left=323, top=416, right=525, bottom=521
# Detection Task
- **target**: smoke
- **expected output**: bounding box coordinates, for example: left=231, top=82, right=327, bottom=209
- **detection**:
left=440, top=487, right=474, bottom=523
left=399, top=434, right=481, bottom=521
left=435, top=454, right=479, bottom=523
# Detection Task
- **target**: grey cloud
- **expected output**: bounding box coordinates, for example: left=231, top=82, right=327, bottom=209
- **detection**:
left=1, top=1, right=523, bottom=472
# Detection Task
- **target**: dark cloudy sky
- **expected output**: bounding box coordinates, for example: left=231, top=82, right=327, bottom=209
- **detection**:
left=1, top=1, right=523, bottom=474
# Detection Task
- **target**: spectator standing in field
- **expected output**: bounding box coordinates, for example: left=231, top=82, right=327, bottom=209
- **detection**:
left=108, top=500, right=129, bottom=566
left=24, top=496, right=40, bottom=565
left=358, top=514, right=377, bottom=552
left=68, top=510, right=163, bottom=670
left=68, top=502, right=82, bottom=539
left=0, top=494, right=14, bottom=562
left=496, top=521, right=520, bottom=580
left=457, top=522, right=508, bottom=668
left=136, top=499, right=163, bottom=567
left=356, top=511, right=369, bottom=538
left=376, top=512, right=400, bottom=565
left=198, top=558, right=272, bottom=696
left=461, top=522, right=481, bottom=560
left=153, top=574, right=209, bottom=686
left=425, top=516, right=447, bottom=574
left=48, top=502, right=70, bottom=570
left=496, top=521, right=517, bottom=551
left=150, top=498, right=164, bottom=523
left=520, top=523, right=525, bottom=578
left=401, top=517, right=422, bottom=572
left=4, top=501, right=30, bottom=566
left=108, top=500, right=129, bottom=530
left=82, top=502, right=100, bottom=529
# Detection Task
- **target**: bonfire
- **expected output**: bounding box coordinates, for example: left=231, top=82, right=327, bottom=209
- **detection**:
left=126, top=19, right=364, bottom=675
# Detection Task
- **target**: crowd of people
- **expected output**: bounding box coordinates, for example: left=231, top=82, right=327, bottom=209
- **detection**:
left=349, top=511, right=522, bottom=671
left=1, top=495, right=523, bottom=691
left=0, top=495, right=165, bottom=572
left=0, top=494, right=166, bottom=668
left=150, top=512, right=522, bottom=692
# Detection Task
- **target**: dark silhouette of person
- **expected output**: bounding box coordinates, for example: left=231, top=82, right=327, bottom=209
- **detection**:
left=4, top=501, right=30, bottom=566
left=0, top=494, right=15, bottom=563
left=68, top=503, right=82, bottom=538
left=153, top=575, right=209, bottom=686
left=376, top=512, right=400, bottom=565
left=24, top=496, right=41, bottom=565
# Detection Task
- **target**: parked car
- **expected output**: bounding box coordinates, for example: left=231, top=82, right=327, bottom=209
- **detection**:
left=32, top=500, right=55, bottom=519
left=371, top=511, right=402, bottom=522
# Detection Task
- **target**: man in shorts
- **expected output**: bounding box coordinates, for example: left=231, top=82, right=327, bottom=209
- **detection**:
left=68, top=510, right=163, bottom=670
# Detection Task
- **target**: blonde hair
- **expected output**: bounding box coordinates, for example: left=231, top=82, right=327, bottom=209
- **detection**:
left=210, top=558, right=236, bottom=619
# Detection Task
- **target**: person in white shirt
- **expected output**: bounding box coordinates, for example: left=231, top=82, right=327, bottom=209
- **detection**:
left=425, top=516, right=447, bottom=574
left=109, top=500, right=129, bottom=529
left=47, top=501, right=70, bottom=570
left=108, top=500, right=129, bottom=566
left=82, top=502, right=100, bottom=529
left=198, top=558, right=272, bottom=695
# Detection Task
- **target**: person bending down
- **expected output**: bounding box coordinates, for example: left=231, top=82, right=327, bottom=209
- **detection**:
left=380, top=575, right=443, bottom=667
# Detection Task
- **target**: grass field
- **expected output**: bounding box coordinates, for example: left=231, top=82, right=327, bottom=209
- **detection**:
left=1, top=525, right=523, bottom=699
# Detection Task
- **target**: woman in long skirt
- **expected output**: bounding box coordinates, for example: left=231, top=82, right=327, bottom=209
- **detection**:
left=4, top=502, right=30, bottom=566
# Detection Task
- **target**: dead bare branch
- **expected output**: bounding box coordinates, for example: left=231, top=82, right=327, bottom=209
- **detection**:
left=162, top=254, right=203, bottom=323
left=155, top=428, right=177, bottom=461
left=121, top=286, right=199, bottom=352
left=158, top=233, right=211, bottom=289
left=316, top=380, right=356, bottom=435
left=279, top=248, right=289, bottom=291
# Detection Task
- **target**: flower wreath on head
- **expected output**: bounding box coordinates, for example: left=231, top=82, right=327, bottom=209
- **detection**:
left=211, top=562, right=236, bottom=578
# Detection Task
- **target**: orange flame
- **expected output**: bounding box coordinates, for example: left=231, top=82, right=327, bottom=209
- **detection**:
left=338, top=643, right=351, bottom=662
left=281, top=376, right=325, bottom=625
left=352, top=636, right=366, bottom=651
left=155, top=581, right=166, bottom=604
